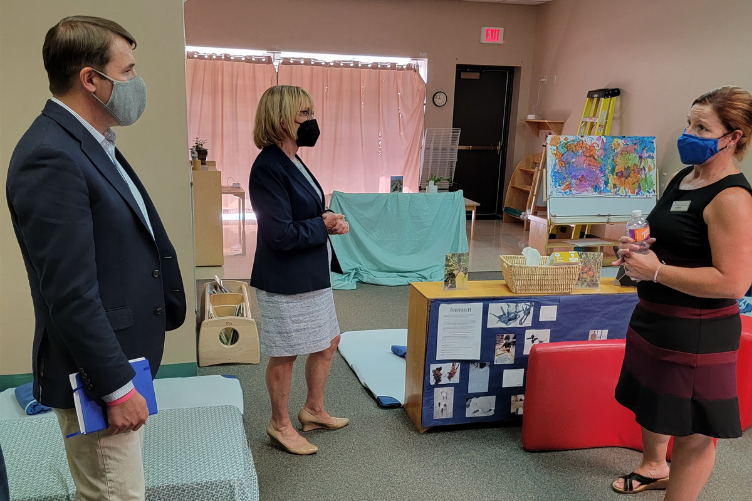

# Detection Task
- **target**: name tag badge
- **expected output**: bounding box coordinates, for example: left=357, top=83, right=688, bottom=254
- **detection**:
left=671, top=200, right=691, bottom=212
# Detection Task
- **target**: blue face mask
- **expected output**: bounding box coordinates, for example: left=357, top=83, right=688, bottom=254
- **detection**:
left=677, top=129, right=733, bottom=165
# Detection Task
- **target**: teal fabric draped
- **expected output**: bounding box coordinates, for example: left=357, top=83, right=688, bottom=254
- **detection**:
left=329, top=191, right=469, bottom=289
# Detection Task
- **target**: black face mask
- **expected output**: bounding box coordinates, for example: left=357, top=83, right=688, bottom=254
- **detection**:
left=295, top=119, right=320, bottom=147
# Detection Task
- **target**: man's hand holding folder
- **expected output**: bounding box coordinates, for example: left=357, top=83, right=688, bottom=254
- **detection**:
left=107, top=391, right=149, bottom=434
left=68, top=358, right=158, bottom=438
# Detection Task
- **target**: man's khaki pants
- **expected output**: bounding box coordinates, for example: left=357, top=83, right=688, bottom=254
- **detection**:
left=53, top=408, right=145, bottom=501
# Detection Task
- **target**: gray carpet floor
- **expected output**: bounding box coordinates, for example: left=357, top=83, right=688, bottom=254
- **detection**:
left=197, top=277, right=752, bottom=501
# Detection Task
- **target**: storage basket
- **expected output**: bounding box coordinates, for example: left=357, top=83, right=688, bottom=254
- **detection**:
left=500, top=255, right=580, bottom=294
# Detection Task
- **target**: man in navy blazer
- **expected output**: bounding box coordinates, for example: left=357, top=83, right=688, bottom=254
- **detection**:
left=6, top=16, right=185, bottom=498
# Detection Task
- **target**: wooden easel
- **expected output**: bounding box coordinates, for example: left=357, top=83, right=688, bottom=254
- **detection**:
left=524, top=152, right=546, bottom=231
left=525, top=90, right=634, bottom=261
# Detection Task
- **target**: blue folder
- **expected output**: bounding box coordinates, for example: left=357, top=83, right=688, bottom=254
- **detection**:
left=67, top=357, right=158, bottom=437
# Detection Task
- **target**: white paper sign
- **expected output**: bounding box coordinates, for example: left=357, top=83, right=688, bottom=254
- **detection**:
left=502, top=368, right=525, bottom=387
left=539, top=305, right=557, bottom=322
left=436, top=303, right=483, bottom=360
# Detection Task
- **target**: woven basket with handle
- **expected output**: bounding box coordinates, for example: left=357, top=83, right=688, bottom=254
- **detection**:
left=500, top=255, right=580, bottom=294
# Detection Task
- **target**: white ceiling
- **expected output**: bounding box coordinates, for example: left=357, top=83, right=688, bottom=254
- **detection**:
left=461, top=0, right=553, bottom=5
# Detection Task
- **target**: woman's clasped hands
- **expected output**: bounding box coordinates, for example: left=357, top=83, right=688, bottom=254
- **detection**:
left=323, top=212, right=349, bottom=235
left=613, top=236, right=660, bottom=282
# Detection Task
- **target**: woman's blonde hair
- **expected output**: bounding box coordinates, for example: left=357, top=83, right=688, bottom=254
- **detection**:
left=693, top=86, right=752, bottom=161
left=253, top=85, right=314, bottom=149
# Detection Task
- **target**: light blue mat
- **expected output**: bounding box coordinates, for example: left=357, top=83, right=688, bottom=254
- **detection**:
left=0, top=375, right=243, bottom=421
left=329, top=191, right=468, bottom=289
left=338, top=329, right=407, bottom=405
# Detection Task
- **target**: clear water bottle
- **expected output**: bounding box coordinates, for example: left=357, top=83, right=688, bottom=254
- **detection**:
left=626, top=209, right=650, bottom=254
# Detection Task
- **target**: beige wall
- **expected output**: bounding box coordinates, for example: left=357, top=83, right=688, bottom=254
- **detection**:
left=526, top=0, right=752, bottom=189
left=184, top=0, right=539, bottom=197
left=0, top=0, right=196, bottom=377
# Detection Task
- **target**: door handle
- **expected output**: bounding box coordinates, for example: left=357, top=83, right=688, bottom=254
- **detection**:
left=457, top=142, right=501, bottom=153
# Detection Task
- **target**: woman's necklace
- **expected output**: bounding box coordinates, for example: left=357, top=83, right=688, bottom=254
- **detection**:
left=680, top=175, right=707, bottom=189
left=680, top=166, right=737, bottom=190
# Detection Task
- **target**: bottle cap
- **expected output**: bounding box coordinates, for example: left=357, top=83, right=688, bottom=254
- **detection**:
left=632, top=210, right=642, bottom=218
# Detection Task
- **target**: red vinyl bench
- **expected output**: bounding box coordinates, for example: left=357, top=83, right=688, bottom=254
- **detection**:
left=522, top=317, right=752, bottom=455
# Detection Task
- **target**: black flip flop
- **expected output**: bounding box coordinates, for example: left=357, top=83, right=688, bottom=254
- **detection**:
left=612, top=472, right=670, bottom=494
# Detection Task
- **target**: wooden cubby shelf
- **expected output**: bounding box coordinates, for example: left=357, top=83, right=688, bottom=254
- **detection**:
left=502, top=153, right=542, bottom=228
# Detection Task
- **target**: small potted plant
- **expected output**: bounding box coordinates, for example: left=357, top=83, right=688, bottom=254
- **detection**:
left=427, top=174, right=451, bottom=193
left=192, top=137, right=209, bottom=165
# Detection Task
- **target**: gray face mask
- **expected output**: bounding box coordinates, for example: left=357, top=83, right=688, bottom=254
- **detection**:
left=92, top=69, right=147, bottom=126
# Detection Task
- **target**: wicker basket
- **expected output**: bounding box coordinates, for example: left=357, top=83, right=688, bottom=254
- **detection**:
left=500, top=255, right=581, bottom=294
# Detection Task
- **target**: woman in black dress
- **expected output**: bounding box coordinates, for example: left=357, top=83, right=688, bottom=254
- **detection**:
left=612, top=86, right=752, bottom=499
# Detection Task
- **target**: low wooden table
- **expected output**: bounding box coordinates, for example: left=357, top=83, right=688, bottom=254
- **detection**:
left=464, top=198, right=480, bottom=240
left=528, top=214, right=623, bottom=256
left=222, top=185, right=246, bottom=255
left=548, top=238, right=618, bottom=251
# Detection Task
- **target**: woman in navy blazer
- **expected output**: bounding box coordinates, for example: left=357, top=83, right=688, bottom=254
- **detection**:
left=249, top=86, right=350, bottom=455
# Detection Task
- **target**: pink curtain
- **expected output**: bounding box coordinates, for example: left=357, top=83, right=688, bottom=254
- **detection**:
left=186, top=55, right=425, bottom=203
left=278, top=61, right=426, bottom=194
left=185, top=54, right=277, bottom=206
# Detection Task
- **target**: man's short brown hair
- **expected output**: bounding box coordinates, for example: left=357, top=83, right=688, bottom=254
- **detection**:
left=43, top=16, right=136, bottom=95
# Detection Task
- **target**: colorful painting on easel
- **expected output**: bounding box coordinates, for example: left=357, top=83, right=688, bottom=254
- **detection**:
left=547, top=136, right=656, bottom=197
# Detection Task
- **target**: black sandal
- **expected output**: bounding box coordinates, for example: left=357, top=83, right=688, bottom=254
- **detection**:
left=612, top=472, right=670, bottom=494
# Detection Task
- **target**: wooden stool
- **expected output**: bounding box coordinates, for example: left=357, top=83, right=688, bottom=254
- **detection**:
left=198, top=280, right=260, bottom=366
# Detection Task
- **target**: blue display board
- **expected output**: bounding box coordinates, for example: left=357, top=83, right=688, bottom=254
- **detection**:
left=421, top=293, right=638, bottom=428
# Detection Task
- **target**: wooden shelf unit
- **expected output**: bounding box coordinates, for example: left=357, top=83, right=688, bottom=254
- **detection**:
left=192, top=170, right=224, bottom=267
left=524, top=119, right=565, bottom=136
left=502, top=153, right=541, bottom=226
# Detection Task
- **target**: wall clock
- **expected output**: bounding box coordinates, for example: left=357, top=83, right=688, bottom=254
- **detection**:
left=432, top=91, right=448, bottom=107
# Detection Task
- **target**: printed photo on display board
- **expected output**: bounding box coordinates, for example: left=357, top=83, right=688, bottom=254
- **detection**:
left=466, top=396, right=496, bottom=417
left=487, top=302, right=534, bottom=328
left=511, top=395, right=525, bottom=415
left=523, top=329, right=551, bottom=355
left=434, top=387, right=454, bottom=419
left=468, top=362, right=490, bottom=393
left=430, top=362, right=461, bottom=385
left=589, top=330, right=608, bottom=340
left=494, top=334, right=516, bottom=364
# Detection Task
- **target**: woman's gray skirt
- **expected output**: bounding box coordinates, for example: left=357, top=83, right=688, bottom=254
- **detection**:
left=255, top=287, right=340, bottom=357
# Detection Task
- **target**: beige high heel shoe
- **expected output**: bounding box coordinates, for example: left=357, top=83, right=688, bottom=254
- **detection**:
left=266, top=422, right=318, bottom=455
left=298, top=408, right=350, bottom=432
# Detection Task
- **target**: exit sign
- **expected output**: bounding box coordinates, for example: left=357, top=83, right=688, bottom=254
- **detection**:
left=481, top=27, right=504, bottom=44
